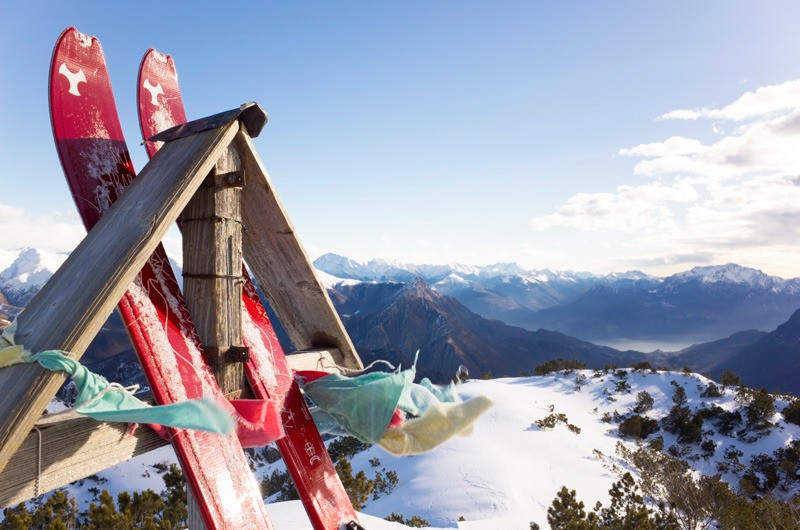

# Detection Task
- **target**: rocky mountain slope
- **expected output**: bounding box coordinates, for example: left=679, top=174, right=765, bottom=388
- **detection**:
left=330, top=279, right=643, bottom=382
left=531, top=263, right=800, bottom=342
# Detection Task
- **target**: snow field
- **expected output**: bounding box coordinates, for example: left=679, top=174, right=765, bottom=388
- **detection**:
left=47, top=370, right=800, bottom=529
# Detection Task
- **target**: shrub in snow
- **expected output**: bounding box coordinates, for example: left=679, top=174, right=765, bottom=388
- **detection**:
left=720, top=370, right=741, bottom=388
left=384, top=512, right=430, bottom=527
left=535, top=412, right=581, bottom=435
left=701, top=439, right=716, bottom=458
left=547, top=472, right=680, bottom=529
left=783, top=400, right=800, bottom=426
left=700, top=382, right=722, bottom=398
left=615, top=379, right=631, bottom=393
left=546, top=487, right=590, bottom=529
left=632, top=391, right=655, bottom=414
left=619, top=414, right=660, bottom=440
left=532, top=358, right=586, bottom=376
left=697, top=405, right=742, bottom=436
left=743, top=388, right=776, bottom=431
left=630, top=361, right=652, bottom=373
left=663, top=404, right=703, bottom=445
left=327, top=436, right=371, bottom=462
left=670, top=381, right=687, bottom=407
left=648, top=435, right=664, bottom=452
left=261, top=468, right=298, bottom=501
left=372, top=469, right=399, bottom=500
left=335, top=458, right=374, bottom=510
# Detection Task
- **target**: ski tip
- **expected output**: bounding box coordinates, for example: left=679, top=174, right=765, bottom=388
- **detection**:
left=57, top=27, right=98, bottom=49
left=152, top=49, right=170, bottom=64
left=139, top=48, right=179, bottom=88
left=141, top=48, right=174, bottom=68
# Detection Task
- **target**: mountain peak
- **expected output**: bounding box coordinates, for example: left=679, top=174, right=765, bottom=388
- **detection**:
left=0, top=247, right=69, bottom=305
left=667, top=263, right=780, bottom=288
left=313, top=253, right=377, bottom=280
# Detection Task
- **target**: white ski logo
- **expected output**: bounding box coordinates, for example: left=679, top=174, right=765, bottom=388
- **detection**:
left=143, top=79, right=164, bottom=106
left=58, top=63, right=86, bottom=96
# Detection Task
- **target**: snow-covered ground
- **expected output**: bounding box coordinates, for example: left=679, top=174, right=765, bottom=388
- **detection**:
left=40, top=371, right=800, bottom=528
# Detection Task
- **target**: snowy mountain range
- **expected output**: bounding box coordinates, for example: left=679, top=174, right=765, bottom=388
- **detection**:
left=314, top=253, right=800, bottom=342
left=5, top=247, right=800, bottom=393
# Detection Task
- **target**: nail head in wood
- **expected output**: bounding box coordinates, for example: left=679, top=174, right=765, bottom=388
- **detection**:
left=213, top=170, right=245, bottom=189
left=226, top=345, right=250, bottom=363
left=203, top=346, right=250, bottom=366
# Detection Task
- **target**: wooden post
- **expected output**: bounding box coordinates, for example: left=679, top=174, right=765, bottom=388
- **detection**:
left=182, top=143, right=249, bottom=528
left=182, top=143, right=249, bottom=396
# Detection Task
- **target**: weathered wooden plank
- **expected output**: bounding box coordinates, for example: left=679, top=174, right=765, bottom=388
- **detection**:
left=235, top=133, right=363, bottom=372
left=182, top=143, right=248, bottom=398
left=0, top=410, right=168, bottom=508
left=0, top=120, right=240, bottom=473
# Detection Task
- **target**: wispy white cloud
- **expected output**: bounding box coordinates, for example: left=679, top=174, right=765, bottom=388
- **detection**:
left=624, top=110, right=800, bottom=180
left=0, top=204, right=85, bottom=252
left=658, top=79, right=800, bottom=121
left=618, top=136, right=704, bottom=158
left=531, top=79, right=800, bottom=274
left=531, top=181, right=697, bottom=233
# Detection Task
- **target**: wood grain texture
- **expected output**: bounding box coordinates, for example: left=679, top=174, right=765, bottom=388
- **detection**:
left=0, top=409, right=168, bottom=508
left=182, top=142, right=247, bottom=396
left=0, top=120, right=240, bottom=474
left=235, top=132, right=363, bottom=371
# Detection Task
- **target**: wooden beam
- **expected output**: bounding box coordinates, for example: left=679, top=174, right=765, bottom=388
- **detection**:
left=0, top=409, right=168, bottom=508
left=0, top=120, right=240, bottom=473
left=286, top=348, right=347, bottom=373
left=235, top=133, right=363, bottom=371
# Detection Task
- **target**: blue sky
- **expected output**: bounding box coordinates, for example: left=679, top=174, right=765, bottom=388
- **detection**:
left=3, top=2, right=800, bottom=276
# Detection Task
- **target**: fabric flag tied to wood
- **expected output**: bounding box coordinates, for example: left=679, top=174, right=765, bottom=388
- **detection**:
left=0, top=319, right=236, bottom=436
left=298, top=353, right=494, bottom=455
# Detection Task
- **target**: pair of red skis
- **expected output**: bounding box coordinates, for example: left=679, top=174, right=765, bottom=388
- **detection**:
left=50, top=28, right=359, bottom=529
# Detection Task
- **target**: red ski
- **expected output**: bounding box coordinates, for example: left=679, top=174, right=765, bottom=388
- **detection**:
left=49, top=28, right=273, bottom=530
left=138, top=49, right=360, bottom=529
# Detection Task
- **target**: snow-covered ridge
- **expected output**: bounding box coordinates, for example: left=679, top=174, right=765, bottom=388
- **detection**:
left=0, top=247, right=69, bottom=305
left=668, top=263, right=798, bottom=291
left=314, top=253, right=800, bottom=293
left=314, top=253, right=631, bottom=286
left=4, top=248, right=792, bottom=308
left=314, top=269, right=363, bottom=288
left=44, top=370, right=800, bottom=529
